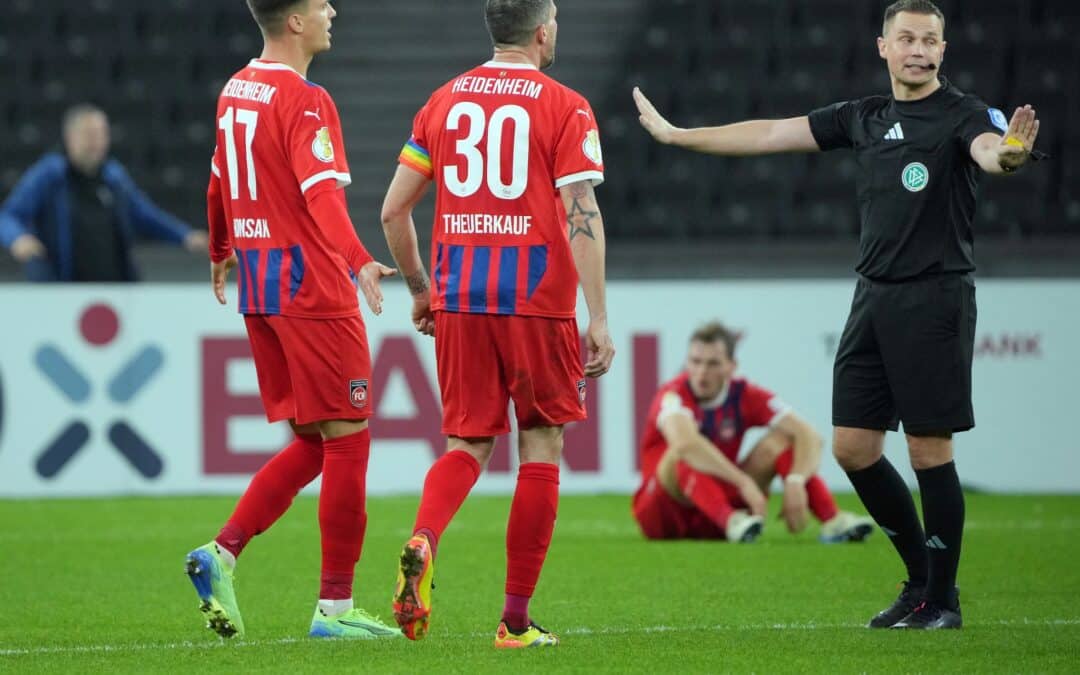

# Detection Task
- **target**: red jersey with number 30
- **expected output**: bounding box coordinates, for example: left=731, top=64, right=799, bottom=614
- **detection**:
left=209, top=59, right=358, bottom=318
left=399, top=61, right=604, bottom=319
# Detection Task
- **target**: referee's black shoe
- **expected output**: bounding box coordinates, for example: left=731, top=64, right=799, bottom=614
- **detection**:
left=867, top=581, right=924, bottom=628
left=892, top=589, right=962, bottom=630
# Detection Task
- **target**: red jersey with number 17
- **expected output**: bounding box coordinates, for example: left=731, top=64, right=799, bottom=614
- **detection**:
left=398, top=61, right=604, bottom=319
left=210, top=59, right=359, bottom=318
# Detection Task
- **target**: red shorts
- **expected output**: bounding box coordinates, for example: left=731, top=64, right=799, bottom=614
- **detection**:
left=244, top=314, right=372, bottom=426
left=632, top=473, right=744, bottom=540
left=435, top=311, right=586, bottom=437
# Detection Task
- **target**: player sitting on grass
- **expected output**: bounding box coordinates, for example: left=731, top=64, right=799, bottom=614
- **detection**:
left=633, top=321, right=874, bottom=543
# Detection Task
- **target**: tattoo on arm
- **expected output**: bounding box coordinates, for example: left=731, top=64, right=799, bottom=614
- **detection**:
left=566, top=183, right=599, bottom=241
left=405, top=270, right=430, bottom=296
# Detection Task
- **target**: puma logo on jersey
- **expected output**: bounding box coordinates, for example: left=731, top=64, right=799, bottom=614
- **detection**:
left=304, top=109, right=321, bottom=120
left=576, top=108, right=591, bottom=119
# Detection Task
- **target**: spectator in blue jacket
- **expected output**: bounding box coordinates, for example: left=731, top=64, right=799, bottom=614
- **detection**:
left=0, top=104, right=208, bottom=281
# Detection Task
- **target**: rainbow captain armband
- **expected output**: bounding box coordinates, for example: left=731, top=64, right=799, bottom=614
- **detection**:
left=399, top=138, right=433, bottom=177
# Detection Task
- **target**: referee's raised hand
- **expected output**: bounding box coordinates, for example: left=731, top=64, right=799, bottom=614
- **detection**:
left=997, top=105, right=1040, bottom=172
left=633, top=87, right=678, bottom=145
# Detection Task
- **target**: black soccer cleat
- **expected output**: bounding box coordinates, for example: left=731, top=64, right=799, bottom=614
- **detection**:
left=892, top=602, right=962, bottom=629
left=867, top=581, right=925, bottom=628
left=892, top=588, right=962, bottom=630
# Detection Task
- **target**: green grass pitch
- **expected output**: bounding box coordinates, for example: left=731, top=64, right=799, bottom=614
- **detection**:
left=1, top=493, right=1078, bottom=673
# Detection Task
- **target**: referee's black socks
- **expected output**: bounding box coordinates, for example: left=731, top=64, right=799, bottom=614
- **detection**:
left=847, top=457, right=929, bottom=588
left=915, top=461, right=965, bottom=609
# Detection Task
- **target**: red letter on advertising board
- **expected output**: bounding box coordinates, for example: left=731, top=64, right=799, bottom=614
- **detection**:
left=202, top=338, right=270, bottom=474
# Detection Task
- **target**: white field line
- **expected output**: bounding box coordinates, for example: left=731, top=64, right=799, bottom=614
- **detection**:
left=1, top=519, right=1079, bottom=545
left=2, top=618, right=1079, bottom=658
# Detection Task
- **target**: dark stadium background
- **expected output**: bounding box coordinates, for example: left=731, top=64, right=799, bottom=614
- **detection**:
left=1, top=0, right=1076, bottom=280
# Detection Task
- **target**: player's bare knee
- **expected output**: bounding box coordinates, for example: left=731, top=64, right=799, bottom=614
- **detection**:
left=518, top=425, right=564, bottom=464
left=449, top=436, right=497, bottom=466
left=318, top=418, right=368, bottom=440
left=907, top=432, right=953, bottom=470
left=289, top=420, right=321, bottom=437
left=832, top=427, right=884, bottom=471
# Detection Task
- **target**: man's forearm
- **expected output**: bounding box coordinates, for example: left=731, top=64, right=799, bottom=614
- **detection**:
left=570, top=218, right=607, bottom=321
left=206, top=179, right=232, bottom=263
left=789, top=431, right=822, bottom=478
left=383, top=216, right=427, bottom=295
left=670, top=119, right=779, bottom=156
left=679, top=436, right=749, bottom=486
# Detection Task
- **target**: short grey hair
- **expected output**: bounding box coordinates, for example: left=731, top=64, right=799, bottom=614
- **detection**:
left=484, top=0, right=553, bottom=47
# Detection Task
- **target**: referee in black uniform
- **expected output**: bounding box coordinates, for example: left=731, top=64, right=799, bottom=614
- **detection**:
left=632, top=0, right=1040, bottom=629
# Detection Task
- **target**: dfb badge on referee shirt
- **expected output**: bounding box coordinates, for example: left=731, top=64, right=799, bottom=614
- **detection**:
left=349, top=379, right=368, bottom=409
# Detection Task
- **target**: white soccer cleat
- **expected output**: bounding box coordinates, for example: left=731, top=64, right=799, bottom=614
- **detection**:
left=725, top=509, right=764, bottom=543
left=820, top=511, right=875, bottom=543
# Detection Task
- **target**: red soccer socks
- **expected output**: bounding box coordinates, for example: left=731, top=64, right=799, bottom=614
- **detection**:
left=215, top=433, right=324, bottom=558
left=318, top=428, right=372, bottom=600
left=675, top=462, right=737, bottom=530
left=504, top=461, right=560, bottom=628
left=775, top=447, right=839, bottom=523
left=412, top=449, right=482, bottom=557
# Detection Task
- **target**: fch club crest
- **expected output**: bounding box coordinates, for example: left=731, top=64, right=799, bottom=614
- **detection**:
left=349, top=379, right=368, bottom=408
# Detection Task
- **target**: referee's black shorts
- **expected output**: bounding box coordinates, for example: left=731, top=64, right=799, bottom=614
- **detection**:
left=832, top=273, right=977, bottom=435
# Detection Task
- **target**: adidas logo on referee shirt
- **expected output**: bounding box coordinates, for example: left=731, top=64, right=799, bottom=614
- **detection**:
left=883, top=122, right=905, bottom=140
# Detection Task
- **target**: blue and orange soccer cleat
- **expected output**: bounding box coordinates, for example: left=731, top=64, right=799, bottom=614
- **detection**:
left=185, top=542, right=245, bottom=639
left=494, top=620, right=560, bottom=648
left=392, top=533, right=434, bottom=640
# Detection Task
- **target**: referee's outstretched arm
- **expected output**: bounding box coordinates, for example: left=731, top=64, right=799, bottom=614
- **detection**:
left=632, top=87, right=1040, bottom=177
left=632, top=86, right=822, bottom=155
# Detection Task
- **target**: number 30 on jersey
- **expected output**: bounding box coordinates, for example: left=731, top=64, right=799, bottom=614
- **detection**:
left=445, top=102, right=530, bottom=201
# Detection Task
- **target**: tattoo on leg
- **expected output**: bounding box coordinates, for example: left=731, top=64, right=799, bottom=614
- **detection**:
left=405, top=270, right=430, bottom=296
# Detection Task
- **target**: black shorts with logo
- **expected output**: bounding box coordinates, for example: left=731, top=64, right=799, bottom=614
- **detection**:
left=832, top=273, right=977, bottom=435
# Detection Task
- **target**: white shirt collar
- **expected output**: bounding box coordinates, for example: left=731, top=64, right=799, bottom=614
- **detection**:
left=481, top=60, right=539, bottom=71
left=247, top=59, right=303, bottom=77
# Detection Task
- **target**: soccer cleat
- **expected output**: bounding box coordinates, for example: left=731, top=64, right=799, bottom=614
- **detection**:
left=725, top=509, right=764, bottom=543
left=819, top=511, right=876, bottom=543
left=309, top=606, right=403, bottom=639
left=185, top=542, right=245, bottom=638
left=893, top=589, right=962, bottom=630
left=392, top=533, right=435, bottom=640
left=494, top=620, right=559, bottom=648
left=867, top=581, right=925, bottom=628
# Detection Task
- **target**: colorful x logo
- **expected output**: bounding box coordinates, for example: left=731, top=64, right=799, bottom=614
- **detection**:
left=32, top=304, right=166, bottom=479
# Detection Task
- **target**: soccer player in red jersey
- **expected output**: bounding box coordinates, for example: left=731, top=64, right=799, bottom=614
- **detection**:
left=634, top=322, right=874, bottom=544
left=380, top=0, right=615, bottom=648
left=184, top=0, right=400, bottom=641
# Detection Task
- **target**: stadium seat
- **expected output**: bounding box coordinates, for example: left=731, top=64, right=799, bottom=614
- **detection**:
left=1035, top=0, right=1080, bottom=40
left=788, top=0, right=871, bottom=43
left=707, top=0, right=786, bottom=47
left=954, top=0, right=1034, bottom=41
